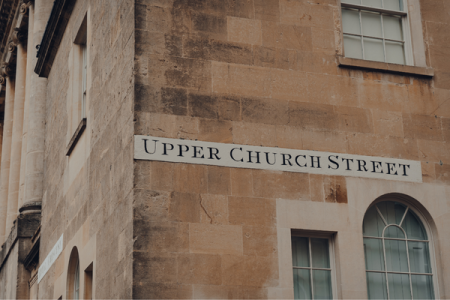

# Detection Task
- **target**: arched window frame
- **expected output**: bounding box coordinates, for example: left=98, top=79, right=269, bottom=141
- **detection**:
left=67, top=247, right=80, bottom=300
left=363, top=198, right=440, bottom=299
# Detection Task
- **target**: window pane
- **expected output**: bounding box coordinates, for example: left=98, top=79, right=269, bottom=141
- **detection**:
left=377, top=202, right=406, bottom=225
left=363, top=37, right=384, bottom=62
left=293, top=269, right=312, bottom=300
left=386, top=41, right=405, bottom=64
left=342, top=9, right=361, bottom=35
left=313, top=270, right=332, bottom=300
left=402, top=211, right=427, bottom=240
left=411, top=275, right=435, bottom=299
left=364, top=238, right=385, bottom=271
left=384, top=0, right=402, bottom=11
left=344, top=35, right=363, bottom=59
left=363, top=205, right=385, bottom=237
left=388, top=273, right=411, bottom=300
left=367, top=272, right=388, bottom=299
left=311, top=238, right=330, bottom=268
left=384, top=226, right=405, bottom=239
left=362, top=0, right=382, bottom=8
left=292, top=237, right=310, bottom=267
left=385, top=239, right=408, bottom=272
left=408, top=241, right=432, bottom=274
left=362, top=11, right=382, bottom=38
left=383, top=15, right=403, bottom=40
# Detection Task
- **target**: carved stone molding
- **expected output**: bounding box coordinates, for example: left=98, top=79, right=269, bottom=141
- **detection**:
left=11, top=28, right=27, bottom=46
left=1, top=63, right=14, bottom=78
left=19, top=1, right=32, bottom=15
left=0, top=75, right=5, bottom=86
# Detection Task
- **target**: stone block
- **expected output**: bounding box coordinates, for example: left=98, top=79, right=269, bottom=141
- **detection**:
left=372, top=110, right=403, bottom=137
left=297, top=51, right=338, bottom=75
left=288, top=102, right=338, bottom=131
left=346, top=133, right=390, bottom=157
left=178, top=253, right=222, bottom=285
left=133, top=282, right=193, bottom=299
left=434, top=89, right=450, bottom=118
left=133, top=189, right=170, bottom=223
left=336, top=106, right=373, bottom=133
left=228, top=196, right=276, bottom=227
left=262, top=22, right=312, bottom=52
left=252, top=170, right=310, bottom=200
left=435, top=164, right=450, bottom=185
left=198, top=119, right=233, bottom=143
left=271, top=69, right=308, bottom=101
left=163, top=56, right=212, bottom=92
left=207, top=166, right=231, bottom=195
left=359, top=81, right=405, bottom=112
left=221, top=254, right=279, bottom=287
left=160, top=87, right=188, bottom=116
left=309, top=174, right=324, bottom=202
left=323, top=176, right=347, bottom=203
left=242, top=97, right=289, bottom=126
left=150, top=161, right=174, bottom=191
left=173, top=164, right=208, bottom=194
left=200, top=194, right=229, bottom=224
left=311, top=28, right=335, bottom=52
left=169, top=191, right=201, bottom=223
left=253, top=46, right=294, bottom=70
left=243, top=225, right=278, bottom=256
left=133, top=252, right=177, bottom=283
left=218, top=95, right=241, bottom=121
left=188, top=93, right=218, bottom=119
left=147, top=5, right=172, bottom=32
left=403, top=113, right=442, bottom=141
left=388, top=137, right=419, bottom=160
left=189, top=223, right=243, bottom=255
left=275, top=126, right=303, bottom=150
left=232, top=121, right=278, bottom=147
left=226, top=0, right=255, bottom=18
left=421, top=161, right=436, bottom=183
left=191, top=11, right=227, bottom=40
left=133, top=221, right=189, bottom=252
left=193, top=284, right=269, bottom=299
left=230, top=168, right=254, bottom=197
left=302, top=129, right=348, bottom=153
left=280, top=0, right=335, bottom=29
left=417, top=140, right=450, bottom=164
left=228, top=17, right=262, bottom=45
left=406, top=79, right=437, bottom=115
left=255, top=0, right=280, bottom=22
left=434, top=71, right=450, bottom=90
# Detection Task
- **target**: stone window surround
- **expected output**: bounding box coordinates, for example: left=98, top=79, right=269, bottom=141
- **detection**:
left=336, top=0, right=434, bottom=77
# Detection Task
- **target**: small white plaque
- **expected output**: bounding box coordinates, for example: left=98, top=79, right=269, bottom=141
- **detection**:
left=134, top=136, right=422, bottom=183
left=38, top=234, right=63, bottom=283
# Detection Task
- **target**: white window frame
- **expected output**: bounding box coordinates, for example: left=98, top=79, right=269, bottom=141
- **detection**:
left=364, top=199, right=441, bottom=299
left=291, top=232, right=338, bottom=300
left=340, top=0, right=414, bottom=66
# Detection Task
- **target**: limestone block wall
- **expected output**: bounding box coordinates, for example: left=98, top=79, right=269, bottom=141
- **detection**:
left=134, top=0, right=450, bottom=298
left=37, top=0, right=135, bottom=298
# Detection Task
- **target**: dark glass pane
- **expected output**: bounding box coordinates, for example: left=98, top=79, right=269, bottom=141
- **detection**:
left=388, top=273, right=411, bottom=299
left=402, top=210, right=427, bottom=240
left=313, top=270, right=332, bottom=299
left=377, top=202, right=406, bottom=225
left=367, top=272, right=387, bottom=300
left=293, top=269, right=312, bottom=300
left=292, top=237, right=310, bottom=267
left=363, top=205, right=385, bottom=237
left=384, top=226, right=405, bottom=239
left=411, top=275, right=434, bottom=299
left=364, top=238, right=385, bottom=271
left=385, top=240, right=408, bottom=272
left=408, top=241, right=432, bottom=274
left=311, top=238, right=330, bottom=269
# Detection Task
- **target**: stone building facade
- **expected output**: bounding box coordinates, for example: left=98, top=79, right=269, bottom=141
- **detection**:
left=0, top=0, right=449, bottom=299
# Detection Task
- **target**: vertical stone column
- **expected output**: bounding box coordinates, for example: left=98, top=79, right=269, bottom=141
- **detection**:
left=5, top=40, right=27, bottom=235
left=18, top=3, right=34, bottom=210
left=21, top=0, right=53, bottom=213
left=0, top=76, right=15, bottom=243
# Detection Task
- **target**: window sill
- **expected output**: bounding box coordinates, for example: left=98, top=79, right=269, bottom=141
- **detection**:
left=66, top=118, right=86, bottom=156
left=337, top=56, right=434, bottom=77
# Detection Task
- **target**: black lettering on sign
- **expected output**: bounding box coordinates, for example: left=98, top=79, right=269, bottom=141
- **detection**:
left=399, top=164, right=410, bottom=176
left=230, top=148, right=243, bottom=162
left=247, top=151, right=261, bottom=164
left=282, top=154, right=292, bottom=166
left=328, top=155, right=339, bottom=170
left=162, top=143, right=174, bottom=155
left=178, top=144, right=189, bottom=157
left=208, top=147, right=221, bottom=160
left=143, top=139, right=158, bottom=154
left=357, top=160, right=368, bottom=172
left=342, top=158, right=353, bottom=171
left=295, top=155, right=307, bottom=167
left=310, top=156, right=321, bottom=168
left=192, top=146, right=204, bottom=159
left=386, top=162, right=398, bottom=175
left=371, top=161, right=383, bottom=173
left=265, top=152, right=277, bottom=165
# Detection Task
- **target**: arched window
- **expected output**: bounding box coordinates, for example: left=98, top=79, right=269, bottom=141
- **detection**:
left=363, top=201, right=435, bottom=299
left=67, top=247, right=80, bottom=300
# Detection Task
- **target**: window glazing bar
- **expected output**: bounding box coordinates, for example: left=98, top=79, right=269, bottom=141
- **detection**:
left=363, top=236, right=429, bottom=243
left=366, top=270, right=433, bottom=276
left=293, top=267, right=332, bottom=271
left=343, top=33, right=404, bottom=43
left=341, top=2, right=407, bottom=16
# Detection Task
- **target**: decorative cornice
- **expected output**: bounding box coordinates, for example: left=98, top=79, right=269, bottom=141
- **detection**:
left=0, top=0, right=20, bottom=57
left=1, top=62, right=14, bottom=77
left=35, top=0, right=77, bottom=77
